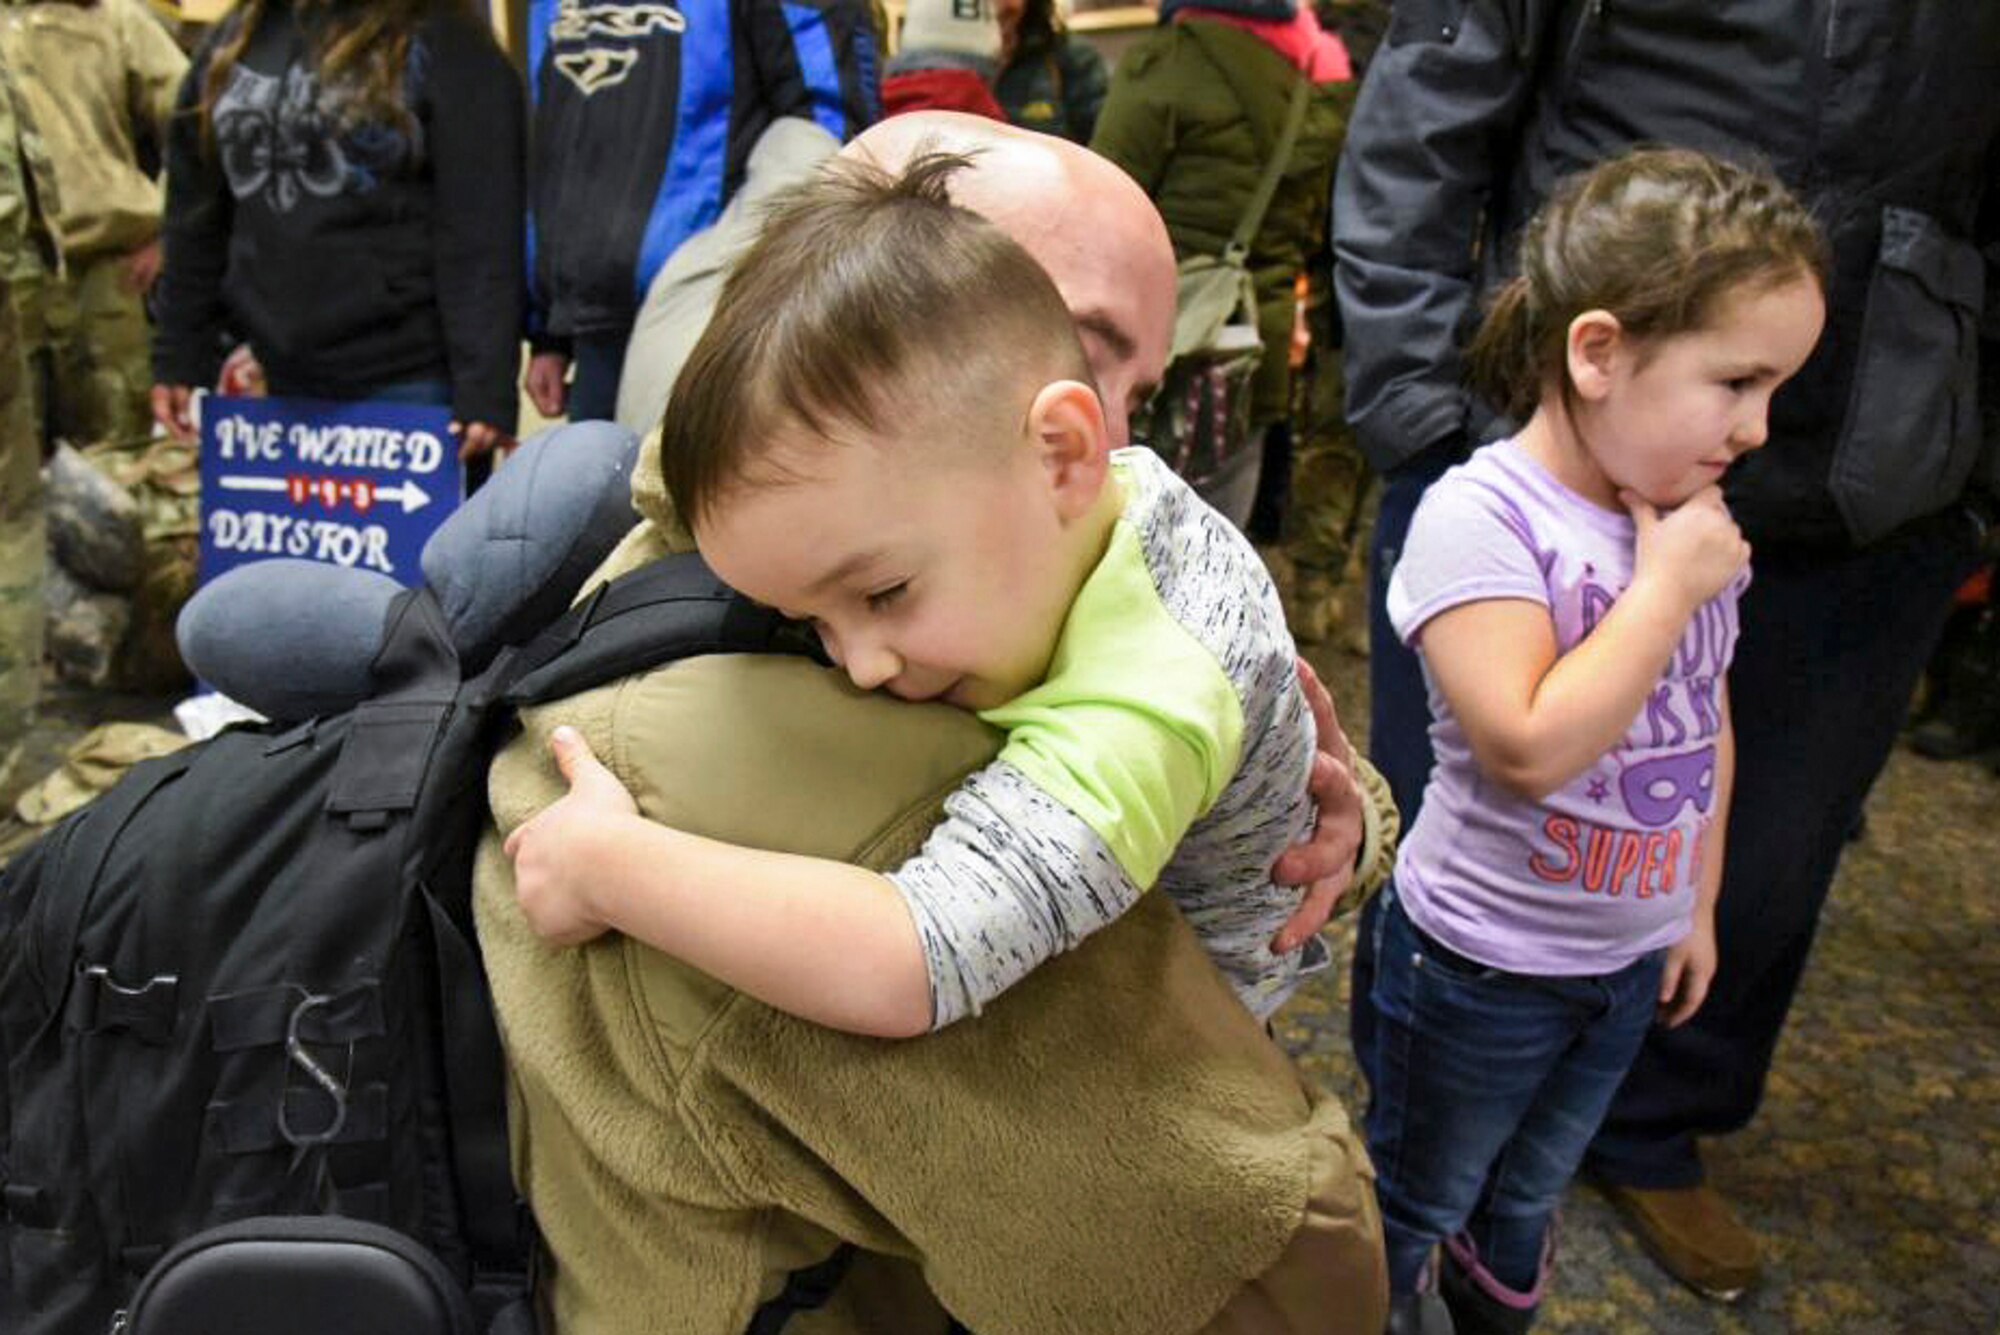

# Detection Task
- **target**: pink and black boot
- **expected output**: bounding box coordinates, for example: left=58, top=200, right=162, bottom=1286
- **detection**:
left=1438, top=1230, right=1552, bottom=1335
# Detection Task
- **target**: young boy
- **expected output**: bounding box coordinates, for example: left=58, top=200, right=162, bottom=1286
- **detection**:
left=505, top=152, right=1324, bottom=1036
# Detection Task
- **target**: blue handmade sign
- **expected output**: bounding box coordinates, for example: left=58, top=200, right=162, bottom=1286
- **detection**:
left=198, top=395, right=463, bottom=586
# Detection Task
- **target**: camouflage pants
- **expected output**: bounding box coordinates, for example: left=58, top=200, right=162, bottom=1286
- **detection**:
left=1285, top=346, right=1372, bottom=585
left=16, top=249, right=154, bottom=449
left=0, top=277, right=44, bottom=774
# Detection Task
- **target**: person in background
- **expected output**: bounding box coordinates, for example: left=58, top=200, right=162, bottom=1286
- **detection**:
left=151, top=0, right=524, bottom=465
left=992, top=0, right=1105, bottom=143
left=1335, top=1, right=1998, bottom=1302
left=1368, top=147, right=1825, bottom=1333
left=1091, top=0, right=1352, bottom=531
left=881, top=0, right=1005, bottom=120
left=0, top=64, right=50, bottom=790
left=3, top=0, right=186, bottom=448
left=521, top=0, right=878, bottom=424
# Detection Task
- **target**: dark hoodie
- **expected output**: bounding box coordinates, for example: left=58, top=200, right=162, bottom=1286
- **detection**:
left=153, top=0, right=525, bottom=429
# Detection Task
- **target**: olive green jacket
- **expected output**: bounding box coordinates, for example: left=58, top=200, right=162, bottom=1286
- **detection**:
left=474, top=438, right=1396, bottom=1333
left=1092, top=21, right=1352, bottom=425
left=0, top=0, right=185, bottom=262
left=0, top=59, right=57, bottom=281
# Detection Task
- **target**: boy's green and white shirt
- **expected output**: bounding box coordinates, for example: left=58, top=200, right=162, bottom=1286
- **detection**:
left=890, top=447, right=1323, bottom=1025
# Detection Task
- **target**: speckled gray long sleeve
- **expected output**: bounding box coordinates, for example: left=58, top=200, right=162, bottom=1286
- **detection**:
left=889, top=450, right=1324, bottom=1027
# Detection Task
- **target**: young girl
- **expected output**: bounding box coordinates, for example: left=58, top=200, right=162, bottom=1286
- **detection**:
left=150, top=0, right=523, bottom=466
left=1365, top=147, right=1827, bottom=1332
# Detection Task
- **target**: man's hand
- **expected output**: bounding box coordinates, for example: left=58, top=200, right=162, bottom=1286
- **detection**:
left=525, top=350, right=570, bottom=418
left=1269, top=657, right=1364, bottom=952
left=453, top=420, right=513, bottom=460
left=122, top=239, right=163, bottom=295
left=150, top=383, right=196, bottom=440
left=1657, top=910, right=1717, bottom=1027
left=504, top=726, right=641, bottom=946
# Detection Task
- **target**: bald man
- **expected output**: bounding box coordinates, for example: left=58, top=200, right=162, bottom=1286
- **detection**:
left=620, top=112, right=1171, bottom=449
left=477, top=115, right=1393, bottom=1334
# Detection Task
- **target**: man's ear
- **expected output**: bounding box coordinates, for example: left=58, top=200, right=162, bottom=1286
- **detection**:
left=1565, top=309, right=1624, bottom=402
left=1025, top=379, right=1111, bottom=522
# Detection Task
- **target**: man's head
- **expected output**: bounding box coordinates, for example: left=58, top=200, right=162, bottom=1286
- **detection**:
left=662, top=154, right=1125, bottom=710
left=845, top=112, right=1176, bottom=446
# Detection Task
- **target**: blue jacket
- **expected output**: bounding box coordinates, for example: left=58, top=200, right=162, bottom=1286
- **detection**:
left=1332, top=0, right=1999, bottom=550
left=528, top=0, right=878, bottom=341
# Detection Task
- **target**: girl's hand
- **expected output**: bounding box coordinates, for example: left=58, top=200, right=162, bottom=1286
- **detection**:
left=503, top=726, right=641, bottom=946
left=1625, top=486, right=1750, bottom=611
left=151, top=383, right=196, bottom=441
left=1658, top=911, right=1718, bottom=1027
left=524, top=351, right=570, bottom=418
left=453, top=420, right=514, bottom=460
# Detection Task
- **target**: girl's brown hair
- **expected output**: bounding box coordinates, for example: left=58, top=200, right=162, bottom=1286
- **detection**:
left=1467, top=146, right=1829, bottom=421
left=200, top=0, right=459, bottom=144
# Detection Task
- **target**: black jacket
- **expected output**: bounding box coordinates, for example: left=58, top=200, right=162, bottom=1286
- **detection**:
left=526, top=0, right=878, bottom=342
left=1333, top=0, right=2000, bottom=550
left=154, top=0, right=526, bottom=430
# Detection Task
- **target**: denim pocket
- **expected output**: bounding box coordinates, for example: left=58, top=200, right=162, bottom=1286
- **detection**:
left=1828, top=207, right=1986, bottom=546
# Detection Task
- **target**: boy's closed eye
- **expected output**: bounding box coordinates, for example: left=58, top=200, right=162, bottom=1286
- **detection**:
left=866, top=581, right=910, bottom=612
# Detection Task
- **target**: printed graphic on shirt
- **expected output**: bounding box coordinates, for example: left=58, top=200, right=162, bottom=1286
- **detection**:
left=213, top=63, right=420, bottom=210
left=548, top=0, right=688, bottom=94
left=1527, top=574, right=1731, bottom=903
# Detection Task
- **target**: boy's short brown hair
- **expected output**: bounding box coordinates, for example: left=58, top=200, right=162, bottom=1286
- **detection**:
left=660, top=151, right=1093, bottom=530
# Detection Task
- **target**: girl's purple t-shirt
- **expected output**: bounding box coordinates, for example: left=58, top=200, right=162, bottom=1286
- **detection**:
left=1387, top=440, right=1747, bottom=976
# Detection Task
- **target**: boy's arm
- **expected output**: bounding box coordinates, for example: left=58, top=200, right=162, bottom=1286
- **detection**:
left=506, top=728, right=935, bottom=1037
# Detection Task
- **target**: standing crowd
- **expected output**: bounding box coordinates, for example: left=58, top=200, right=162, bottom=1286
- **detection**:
left=0, top=0, right=1995, bottom=1332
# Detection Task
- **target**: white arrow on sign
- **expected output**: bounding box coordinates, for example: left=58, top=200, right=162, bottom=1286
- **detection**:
left=374, top=481, right=431, bottom=514
left=214, top=475, right=431, bottom=514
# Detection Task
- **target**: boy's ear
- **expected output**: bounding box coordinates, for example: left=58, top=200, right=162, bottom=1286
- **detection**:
left=1025, top=379, right=1111, bottom=522
left=1565, top=309, right=1624, bottom=402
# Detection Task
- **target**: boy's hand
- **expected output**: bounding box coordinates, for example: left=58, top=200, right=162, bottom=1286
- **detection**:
left=504, top=726, right=640, bottom=946
left=1625, top=486, right=1750, bottom=610
left=1270, top=657, right=1363, bottom=952
left=1657, top=910, right=1717, bottom=1027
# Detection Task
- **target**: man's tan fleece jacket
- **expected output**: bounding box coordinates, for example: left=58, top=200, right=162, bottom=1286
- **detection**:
left=475, top=447, right=1397, bottom=1333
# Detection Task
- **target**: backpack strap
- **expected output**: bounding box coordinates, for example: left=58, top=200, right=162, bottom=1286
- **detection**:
left=498, top=550, right=825, bottom=707
left=41, top=750, right=196, bottom=1020
left=1221, top=73, right=1312, bottom=266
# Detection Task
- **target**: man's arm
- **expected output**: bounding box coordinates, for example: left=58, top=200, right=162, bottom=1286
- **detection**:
left=118, top=0, right=187, bottom=153
left=1331, top=0, right=1555, bottom=471
left=424, top=14, right=526, bottom=440
left=151, top=52, right=232, bottom=426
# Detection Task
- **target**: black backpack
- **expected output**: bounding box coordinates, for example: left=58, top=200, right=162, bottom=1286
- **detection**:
left=0, top=553, right=821, bottom=1335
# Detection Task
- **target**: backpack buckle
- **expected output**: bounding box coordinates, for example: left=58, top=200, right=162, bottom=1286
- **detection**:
left=69, top=965, right=179, bottom=1044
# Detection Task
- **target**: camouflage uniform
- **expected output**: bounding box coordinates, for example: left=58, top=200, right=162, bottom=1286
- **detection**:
left=0, top=63, right=54, bottom=784
left=1283, top=0, right=1389, bottom=645
left=1, top=0, right=186, bottom=448
left=1284, top=282, right=1372, bottom=643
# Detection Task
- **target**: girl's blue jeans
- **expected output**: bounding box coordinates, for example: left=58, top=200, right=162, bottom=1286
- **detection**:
left=1363, top=887, right=1666, bottom=1295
